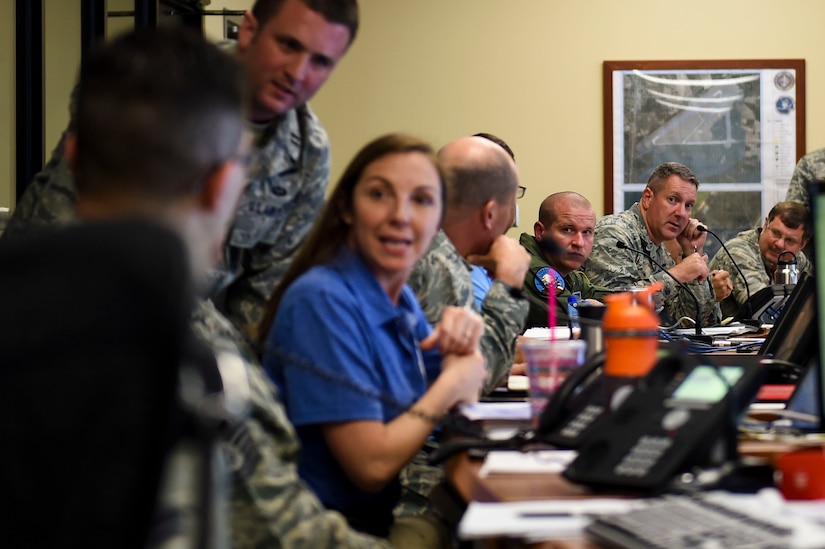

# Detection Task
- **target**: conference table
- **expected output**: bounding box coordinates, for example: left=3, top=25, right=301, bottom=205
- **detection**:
left=443, top=332, right=814, bottom=548
left=444, top=417, right=817, bottom=548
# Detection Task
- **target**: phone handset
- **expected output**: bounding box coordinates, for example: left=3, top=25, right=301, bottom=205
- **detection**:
left=537, top=351, right=604, bottom=437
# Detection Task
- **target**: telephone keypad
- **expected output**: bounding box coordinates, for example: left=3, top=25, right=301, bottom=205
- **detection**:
left=560, top=404, right=604, bottom=438
left=613, top=435, right=672, bottom=477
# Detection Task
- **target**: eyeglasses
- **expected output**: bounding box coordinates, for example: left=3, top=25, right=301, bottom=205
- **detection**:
left=517, top=185, right=526, bottom=199
left=765, top=223, right=803, bottom=248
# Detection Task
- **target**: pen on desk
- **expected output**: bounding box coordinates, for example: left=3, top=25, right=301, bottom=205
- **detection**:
left=518, top=512, right=576, bottom=518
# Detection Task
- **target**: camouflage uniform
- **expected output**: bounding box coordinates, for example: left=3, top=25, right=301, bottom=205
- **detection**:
left=214, top=103, right=330, bottom=342
left=785, top=147, right=825, bottom=208
left=409, top=230, right=529, bottom=392
left=1, top=134, right=78, bottom=241
left=519, top=232, right=611, bottom=328
left=397, top=230, right=528, bottom=527
left=191, top=299, right=390, bottom=549
left=3, top=68, right=329, bottom=344
left=583, top=203, right=721, bottom=328
left=2, top=85, right=79, bottom=242
left=707, top=228, right=812, bottom=319
left=3, top=97, right=381, bottom=549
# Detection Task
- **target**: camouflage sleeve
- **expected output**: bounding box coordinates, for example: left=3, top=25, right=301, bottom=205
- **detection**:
left=479, top=281, right=528, bottom=391
left=409, top=247, right=526, bottom=393
left=226, top=365, right=390, bottom=549
left=799, top=250, right=813, bottom=277
left=707, top=233, right=770, bottom=311
left=223, top=137, right=330, bottom=341
left=407, top=250, right=456, bottom=329
left=584, top=221, right=674, bottom=292
left=190, top=300, right=389, bottom=549
left=2, top=86, right=79, bottom=242
left=785, top=151, right=823, bottom=208
left=1, top=135, right=78, bottom=241
left=585, top=219, right=720, bottom=327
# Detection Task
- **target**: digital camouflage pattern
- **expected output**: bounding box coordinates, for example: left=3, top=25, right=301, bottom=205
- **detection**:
left=785, top=147, right=825, bottom=208
left=215, top=103, right=330, bottom=343
left=1, top=134, right=79, bottom=241
left=3, top=76, right=329, bottom=345
left=2, top=83, right=380, bottom=548
left=399, top=230, right=528, bottom=523
left=191, top=299, right=390, bottom=549
left=708, top=228, right=812, bottom=319
left=408, top=230, right=528, bottom=393
left=583, top=203, right=721, bottom=328
left=519, top=232, right=612, bottom=328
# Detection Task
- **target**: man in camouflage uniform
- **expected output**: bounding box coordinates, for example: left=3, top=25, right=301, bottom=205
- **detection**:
left=4, top=26, right=251, bottom=548
left=583, top=162, right=732, bottom=328
left=708, top=201, right=812, bottom=319
left=397, top=135, right=530, bottom=534
left=3, top=7, right=389, bottom=549
left=409, top=135, right=530, bottom=392
left=785, top=147, right=825, bottom=208
left=3, top=0, right=359, bottom=344
left=520, top=191, right=611, bottom=328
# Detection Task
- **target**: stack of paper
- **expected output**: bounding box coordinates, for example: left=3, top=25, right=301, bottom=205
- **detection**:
left=458, top=498, right=644, bottom=541
left=478, top=449, right=577, bottom=477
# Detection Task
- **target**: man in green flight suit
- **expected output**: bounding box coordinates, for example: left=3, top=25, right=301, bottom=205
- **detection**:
left=520, top=192, right=611, bottom=328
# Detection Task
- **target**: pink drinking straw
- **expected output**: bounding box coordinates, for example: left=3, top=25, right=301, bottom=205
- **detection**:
left=546, top=268, right=557, bottom=341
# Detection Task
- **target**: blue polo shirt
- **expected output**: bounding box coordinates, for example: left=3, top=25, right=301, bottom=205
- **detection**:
left=263, top=247, right=441, bottom=537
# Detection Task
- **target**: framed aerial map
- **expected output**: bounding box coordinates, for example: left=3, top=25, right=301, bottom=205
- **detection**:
left=603, top=59, right=805, bottom=258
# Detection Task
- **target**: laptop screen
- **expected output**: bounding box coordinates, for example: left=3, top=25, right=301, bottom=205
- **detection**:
left=802, top=180, right=825, bottom=430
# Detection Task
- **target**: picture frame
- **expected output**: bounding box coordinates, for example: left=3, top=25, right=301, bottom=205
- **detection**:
left=602, top=60, right=805, bottom=239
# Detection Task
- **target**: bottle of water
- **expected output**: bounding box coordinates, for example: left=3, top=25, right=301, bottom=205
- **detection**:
left=567, top=295, right=580, bottom=334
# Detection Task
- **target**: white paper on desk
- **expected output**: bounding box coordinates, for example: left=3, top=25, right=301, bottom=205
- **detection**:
left=458, top=401, right=531, bottom=421
left=671, top=324, right=755, bottom=337
left=523, top=326, right=572, bottom=340
left=479, top=450, right=577, bottom=477
left=458, top=499, right=643, bottom=541
left=507, top=374, right=529, bottom=392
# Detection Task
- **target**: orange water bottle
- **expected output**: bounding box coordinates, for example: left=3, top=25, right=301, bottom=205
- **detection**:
left=602, top=281, right=663, bottom=378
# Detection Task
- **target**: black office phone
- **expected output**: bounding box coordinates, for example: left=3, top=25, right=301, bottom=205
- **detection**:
left=561, top=354, right=767, bottom=493
left=536, top=350, right=692, bottom=449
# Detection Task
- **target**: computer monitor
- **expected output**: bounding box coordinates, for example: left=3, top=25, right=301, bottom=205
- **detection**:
left=758, top=272, right=817, bottom=367
left=802, top=179, right=825, bottom=431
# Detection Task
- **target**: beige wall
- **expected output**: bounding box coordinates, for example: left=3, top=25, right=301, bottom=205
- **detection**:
left=203, top=0, right=249, bottom=42
left=4, top=0, right=825, bottom=224
left=44, top=0, right=80, bottom=169
left=0, top=0, right=14, bottom=209
left=311, top=0, right=825, bottom=236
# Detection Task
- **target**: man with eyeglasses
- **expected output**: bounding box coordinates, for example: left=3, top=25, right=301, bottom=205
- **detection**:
left=396, top=135, right=529, bottom=544
left=467, top=133, right=524, bottom=307
left=709, top=201, right=812, bottom=319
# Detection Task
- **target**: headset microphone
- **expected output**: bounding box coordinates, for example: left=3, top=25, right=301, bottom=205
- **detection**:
left=615, top=241, right=712, bottom=344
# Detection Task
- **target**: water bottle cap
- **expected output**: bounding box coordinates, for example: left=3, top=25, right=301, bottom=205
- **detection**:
left=777, top=250, right=797, bottom=266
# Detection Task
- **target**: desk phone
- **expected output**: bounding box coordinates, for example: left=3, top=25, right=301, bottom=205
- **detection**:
left=560, top=353, right=766, bottom=493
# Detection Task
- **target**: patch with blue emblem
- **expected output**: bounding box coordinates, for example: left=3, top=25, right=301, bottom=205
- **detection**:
left=534, top=267, right=565, bottom=295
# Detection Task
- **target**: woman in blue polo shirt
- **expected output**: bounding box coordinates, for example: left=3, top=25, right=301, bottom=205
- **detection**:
left=259, top=133, right=487, bottom=540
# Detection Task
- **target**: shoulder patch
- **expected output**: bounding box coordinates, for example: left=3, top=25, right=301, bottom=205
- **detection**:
left=534, top=267, right=565, bottom=295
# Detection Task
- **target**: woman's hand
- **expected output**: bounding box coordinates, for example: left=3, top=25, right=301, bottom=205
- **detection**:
left=438, top=349, right=488, bottom=405
left=420, top=306, right=483, bottom=355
